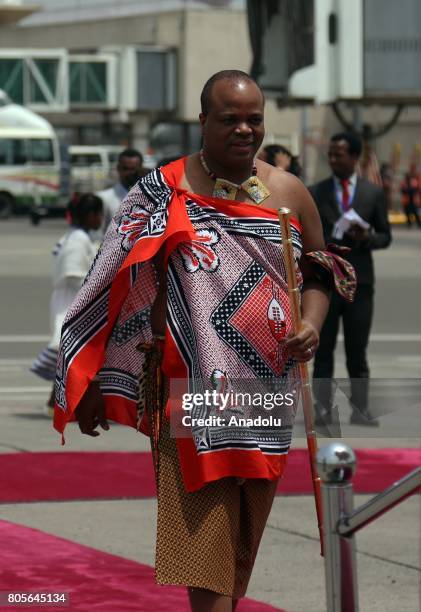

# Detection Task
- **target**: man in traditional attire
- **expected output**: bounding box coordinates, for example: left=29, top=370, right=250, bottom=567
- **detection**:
left=54, top=71, right=355, bottom=611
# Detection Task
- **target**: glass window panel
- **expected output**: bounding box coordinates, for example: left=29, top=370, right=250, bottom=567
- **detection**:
left=35, top=59, right=58, bottom=92
left=71, top=153, right=102, bottom=166
left=0, top=59, right=24, bottom=104
left=30, top=139, right=54, bottom=163
left=137, top=52, right=166, bottom=110
left=69, top=61, right=107, bottom=104
left=11, top=139, right=28, bottom=165
left=29, top=59, right=59, bottom=104
left=0, top=139, right=13, bottom=165
left=86, top=63, right=106, bottom=103
left=69, top=62, right=83, bottom=103
left=108, top=152, right=119, bottom=164
left=29, top=74, right=47, bottom=104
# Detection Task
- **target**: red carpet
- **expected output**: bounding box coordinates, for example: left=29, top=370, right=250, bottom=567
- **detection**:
left=0, top=449, right=419, bottom=503
left=0, top=520, right=283, bottom=611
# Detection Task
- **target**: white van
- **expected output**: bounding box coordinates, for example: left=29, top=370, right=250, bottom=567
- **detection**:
left=69, top=145, right=121, bottom=193
left=69, top=145, right=157, bottom=193
left=0, top=91, right=61, bottom=218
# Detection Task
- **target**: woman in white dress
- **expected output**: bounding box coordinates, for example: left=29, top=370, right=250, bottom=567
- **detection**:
left=31, top=193, right=103, bottom=413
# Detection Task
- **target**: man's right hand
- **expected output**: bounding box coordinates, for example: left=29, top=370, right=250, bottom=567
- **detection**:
left=75, top=381, right=109, bottom=437
left=347, top=223, right=370, bottom=243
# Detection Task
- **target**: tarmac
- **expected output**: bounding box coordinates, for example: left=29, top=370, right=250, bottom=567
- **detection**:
left=0, top=221, right=420, bottom=611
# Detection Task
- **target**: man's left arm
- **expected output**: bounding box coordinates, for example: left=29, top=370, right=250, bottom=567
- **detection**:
left=276, top=175, right=331, bottom=361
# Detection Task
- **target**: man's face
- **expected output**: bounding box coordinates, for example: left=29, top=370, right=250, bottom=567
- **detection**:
left=87, top=209, right=104, bottom=231
left=199, top=79, right=265, bottom=168
left=328, top=140, right=358, bottom=179
left=117, top=155, right=143, bottom=190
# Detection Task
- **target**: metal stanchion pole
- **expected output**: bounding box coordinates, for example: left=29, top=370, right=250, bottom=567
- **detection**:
left=317, top=444, right=359, bottom=612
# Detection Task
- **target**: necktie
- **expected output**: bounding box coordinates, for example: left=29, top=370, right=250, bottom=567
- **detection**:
left=340, top=179, right=350, bottom=212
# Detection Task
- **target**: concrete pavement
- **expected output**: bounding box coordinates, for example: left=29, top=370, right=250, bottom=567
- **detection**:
left=0, top=219, right=419, bottom=611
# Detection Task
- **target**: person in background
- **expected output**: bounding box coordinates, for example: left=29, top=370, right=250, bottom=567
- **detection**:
left=31, top=193, right=103, bottom=415
left=260, top=143, right=302, bottom=177
left=97, top=148, right=148, bottom=232
left=400, top=163, right=421, bottom=228
left=309, top=132, right=392, bottom=429
left=379, top=162, right=394, bottom=211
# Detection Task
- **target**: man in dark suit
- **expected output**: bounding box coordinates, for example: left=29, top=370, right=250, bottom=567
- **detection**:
left=309, top=132, right=392, bottom=427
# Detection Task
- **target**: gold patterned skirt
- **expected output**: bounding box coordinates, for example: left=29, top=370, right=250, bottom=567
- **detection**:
left=154, top=419, right=278, bottom=598
left=141, top=341, right=278, bottom=599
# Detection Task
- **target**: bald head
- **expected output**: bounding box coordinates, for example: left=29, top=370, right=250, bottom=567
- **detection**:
left=198, top=71, right=265, bottom=175
left=200, top=70, right=264, bottom=116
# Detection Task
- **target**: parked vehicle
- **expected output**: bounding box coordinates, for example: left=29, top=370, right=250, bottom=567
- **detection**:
left=69, top=145, right=121, bottom=193
left=0, top=90, right=61, bottom=219
left=69, top=145, right=157, bottom=193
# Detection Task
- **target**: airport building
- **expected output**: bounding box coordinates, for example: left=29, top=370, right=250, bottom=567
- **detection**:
left=0, top=0, right=420, bottom=187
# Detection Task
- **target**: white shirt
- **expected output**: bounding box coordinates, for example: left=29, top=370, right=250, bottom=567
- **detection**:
left=52, top=227, right=97, bottom=288
left=96, top=182, right=128, bottom=232
left=49, top=227, right=97, bottom=348
left=333, top=173, right=358, bottom=211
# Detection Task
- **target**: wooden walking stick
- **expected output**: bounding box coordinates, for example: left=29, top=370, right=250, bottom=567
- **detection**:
left=278, top=207, right=324, bottom=556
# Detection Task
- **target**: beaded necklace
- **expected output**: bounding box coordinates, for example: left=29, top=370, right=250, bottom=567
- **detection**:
left=199, top=149, right=270, bottom=204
